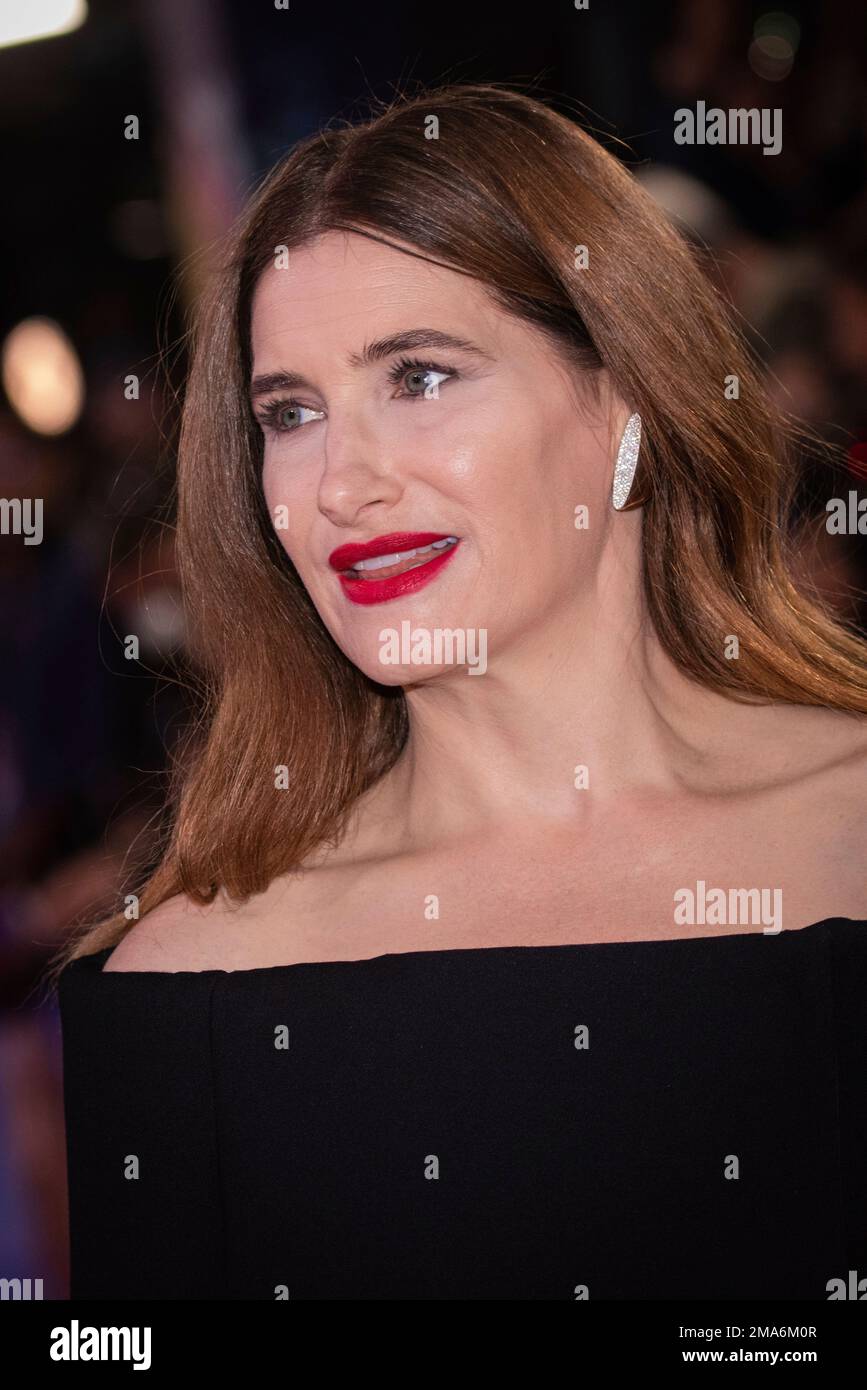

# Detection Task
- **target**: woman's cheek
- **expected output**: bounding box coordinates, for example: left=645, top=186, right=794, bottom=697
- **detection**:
left=261, top=471, right=286, bottom=544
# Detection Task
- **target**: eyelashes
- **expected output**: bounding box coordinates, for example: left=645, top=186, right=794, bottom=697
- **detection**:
left=256, top=398, right=322, bottom=436
left=255, top=356, right=458, bottom=437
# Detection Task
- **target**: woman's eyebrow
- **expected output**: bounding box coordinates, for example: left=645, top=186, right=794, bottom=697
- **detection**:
left=346, top=328, right=493, bottom=368
left=250, top=328, right=493, bottom=399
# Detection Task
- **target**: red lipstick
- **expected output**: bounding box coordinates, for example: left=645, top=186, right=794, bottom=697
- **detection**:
left=328, top=531, right=461, bottom=606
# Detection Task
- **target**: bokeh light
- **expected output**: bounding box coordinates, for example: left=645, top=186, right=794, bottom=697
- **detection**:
left=0, top=0, right=87, bottom=51
left=1, top=317, right=85, bottom=436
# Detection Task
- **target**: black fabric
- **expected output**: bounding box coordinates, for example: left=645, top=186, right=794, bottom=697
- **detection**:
left=58, top=917, right=867, bottom=1300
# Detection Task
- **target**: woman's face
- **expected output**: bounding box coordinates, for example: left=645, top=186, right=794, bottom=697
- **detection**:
left=252, top=230, right=624, bottom=684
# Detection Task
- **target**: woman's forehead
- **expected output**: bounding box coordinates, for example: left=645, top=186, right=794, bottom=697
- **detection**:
left=252, top=230, right=460, bottom=307
left=249, top=233, right=508, bottom=362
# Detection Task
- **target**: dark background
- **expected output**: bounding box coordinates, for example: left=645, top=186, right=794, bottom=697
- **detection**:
left=0, top=0, right=864, bottom=1297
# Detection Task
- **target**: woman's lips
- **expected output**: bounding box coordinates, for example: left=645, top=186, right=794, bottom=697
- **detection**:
left=328, top=532, right=461, bottom=606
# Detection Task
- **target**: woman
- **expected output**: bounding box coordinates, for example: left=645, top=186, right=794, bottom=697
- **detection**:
left=55, top=83, right=867, bottom=1300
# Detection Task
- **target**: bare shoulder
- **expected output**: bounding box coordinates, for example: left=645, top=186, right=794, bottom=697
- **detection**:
left=102, top=891, right=253, bottom=973
left=100, top=863, right=371, bottom=973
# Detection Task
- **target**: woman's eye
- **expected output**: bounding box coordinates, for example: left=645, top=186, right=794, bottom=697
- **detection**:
left=259, top=401, right=324, bottom=434
left=257, top=358, right=457, bottom=435
left=399, top=368, right=450, bottom=398
left=390, top=358, right=456, bottom=400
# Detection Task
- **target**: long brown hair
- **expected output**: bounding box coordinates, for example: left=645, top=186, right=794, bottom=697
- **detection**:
left=53, top=80, right=867, bottom=969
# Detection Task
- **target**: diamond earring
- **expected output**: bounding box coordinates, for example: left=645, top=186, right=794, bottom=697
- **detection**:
left=611, top=413, right=642, bottom=511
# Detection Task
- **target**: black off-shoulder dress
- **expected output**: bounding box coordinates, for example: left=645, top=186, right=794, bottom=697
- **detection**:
left=57, top=917, right=867, bottom=1300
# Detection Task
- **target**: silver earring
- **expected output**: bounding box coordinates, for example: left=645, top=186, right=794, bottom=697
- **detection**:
left=611, top=413, right=642, bottom=511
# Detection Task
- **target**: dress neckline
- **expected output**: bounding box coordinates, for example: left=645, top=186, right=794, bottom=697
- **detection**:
left=63, top=915, right=865, bottom=981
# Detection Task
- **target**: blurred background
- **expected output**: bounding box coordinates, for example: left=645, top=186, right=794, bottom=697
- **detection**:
left=0, top=0, right=864, bottom=1298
